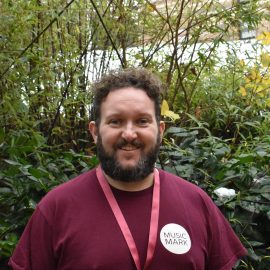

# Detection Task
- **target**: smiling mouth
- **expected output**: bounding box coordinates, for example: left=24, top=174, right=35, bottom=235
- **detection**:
left=119, top=145, right=140, bottom=151
left=116, top=140, right=142, bottom=151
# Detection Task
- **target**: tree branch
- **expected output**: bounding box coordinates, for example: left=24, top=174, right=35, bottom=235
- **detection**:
left=0, top=0, right=76, bottom=80
left=89, top=0, right=124, bottom=68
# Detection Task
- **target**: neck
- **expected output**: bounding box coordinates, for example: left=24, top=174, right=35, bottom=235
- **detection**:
left=103, top=172, right=154, bottom=192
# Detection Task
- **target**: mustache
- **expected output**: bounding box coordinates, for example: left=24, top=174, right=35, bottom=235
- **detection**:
left=115, top=139, right=143, bottom=149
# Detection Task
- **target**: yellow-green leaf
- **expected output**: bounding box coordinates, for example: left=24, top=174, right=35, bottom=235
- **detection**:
left=255, top=85, right=265, bottom=94
left=257, top=32, right=270, bottom=45
left=161, top=100, right=169, bottom=116
left=250, top=69, right=261, bottom=81
left=261, top=52, right=270, bottom=67
left=164, top=110, right=180, bottom=121
left=161, top=100, right=180, bottom=121
left=147, top=3, right=156, bottom=12
left=239, top=86, right=247, bottom=97
left=239, top=59, right=245, bottom=67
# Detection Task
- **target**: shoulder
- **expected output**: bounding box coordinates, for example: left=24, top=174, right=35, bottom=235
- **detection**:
left=158, top=169, right=208, bottom=197
left=37, top=168, right=99, bottom=213
left=45, top=168, right=97, bottom=197
left=158, top=169, right=216, bottom=213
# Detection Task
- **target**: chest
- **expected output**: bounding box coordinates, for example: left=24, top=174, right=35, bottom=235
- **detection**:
left=53, top=189, right=208, bottom=270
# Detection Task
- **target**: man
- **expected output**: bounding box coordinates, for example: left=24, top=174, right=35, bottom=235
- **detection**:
left=9, top=68, right=247, bottom=269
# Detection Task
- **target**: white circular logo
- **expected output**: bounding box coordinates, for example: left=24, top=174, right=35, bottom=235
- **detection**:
left=160, top=223, right=191, bottom=254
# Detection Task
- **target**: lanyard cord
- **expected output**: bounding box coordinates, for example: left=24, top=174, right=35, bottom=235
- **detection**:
left=96, top=166, right=160, bottom=270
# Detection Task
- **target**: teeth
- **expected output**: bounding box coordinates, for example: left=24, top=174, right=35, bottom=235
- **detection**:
left=120, top=145, right=139, bottom=151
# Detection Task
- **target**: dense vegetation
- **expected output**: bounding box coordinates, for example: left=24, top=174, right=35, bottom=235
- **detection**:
left=1, top=0, right=270, bottom=269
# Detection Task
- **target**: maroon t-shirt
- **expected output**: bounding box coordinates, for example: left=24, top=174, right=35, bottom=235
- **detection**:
left=9, top=169, right=247, bottom=269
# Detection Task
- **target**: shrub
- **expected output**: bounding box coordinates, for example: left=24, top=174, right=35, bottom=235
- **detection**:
left=158, top=116, right=270, bottom=269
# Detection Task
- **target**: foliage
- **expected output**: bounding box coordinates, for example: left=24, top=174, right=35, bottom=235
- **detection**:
left=161, top=100, right=180, bottom=121
left=158, top=114, right=270, bottom=268
left=1, top=0, right=270, bottom=269
left=0, top=128, right=98, bottom=265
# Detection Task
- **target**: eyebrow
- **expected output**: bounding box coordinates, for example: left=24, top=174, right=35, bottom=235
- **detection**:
left=106, top=112, right=154, bottom=118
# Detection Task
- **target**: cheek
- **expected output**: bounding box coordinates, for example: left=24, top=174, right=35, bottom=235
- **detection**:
left=139, top=132, right=159, bottom=149
left=144, top=128, right=159, bottom=141
left=99, top=131, right=119, bottom=148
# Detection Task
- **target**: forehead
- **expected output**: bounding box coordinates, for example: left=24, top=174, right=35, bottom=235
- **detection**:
left=100, top=87, right=155, bottom=118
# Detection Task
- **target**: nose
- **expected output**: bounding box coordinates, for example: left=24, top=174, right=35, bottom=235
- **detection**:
left=121, top=122, right=138, bottom=142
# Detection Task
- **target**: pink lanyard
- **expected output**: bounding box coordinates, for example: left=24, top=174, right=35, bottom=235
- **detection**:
left=96, top=166, right=160, bottom=270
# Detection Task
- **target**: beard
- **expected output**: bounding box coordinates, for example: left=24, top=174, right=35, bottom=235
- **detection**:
left=96, top=134, right=160, bottom=182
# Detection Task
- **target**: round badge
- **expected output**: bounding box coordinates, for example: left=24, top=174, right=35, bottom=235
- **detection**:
left=160, top=223, right=191, bottom=254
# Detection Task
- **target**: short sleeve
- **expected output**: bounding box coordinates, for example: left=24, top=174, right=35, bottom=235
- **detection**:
left=9, top=206, right=56, bottom=270
left=204, top=196, right=247, bottom=270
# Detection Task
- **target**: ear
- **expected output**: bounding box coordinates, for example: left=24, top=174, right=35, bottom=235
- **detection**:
left=159, top=121, right=165, bottom=143
left=89, top=121, right=98, bottom=144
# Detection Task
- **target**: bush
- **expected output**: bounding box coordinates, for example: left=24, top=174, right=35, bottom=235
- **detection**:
left=158, top=115, right=270, bottom=269
left=0, top=128, right=98, bottom=265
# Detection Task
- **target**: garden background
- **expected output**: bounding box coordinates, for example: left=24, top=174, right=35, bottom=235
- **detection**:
left=0, top=0, right=270, bottom=269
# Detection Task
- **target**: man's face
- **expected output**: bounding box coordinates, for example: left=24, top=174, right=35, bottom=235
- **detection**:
left=89, top=87, right=165, bottom=182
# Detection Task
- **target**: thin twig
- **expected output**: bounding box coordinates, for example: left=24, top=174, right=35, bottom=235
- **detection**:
left=0, top=0, right=76, bottom=80
left=89, top=0, right=124, bottom=68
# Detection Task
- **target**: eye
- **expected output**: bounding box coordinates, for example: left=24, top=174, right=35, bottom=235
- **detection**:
left=137, top=118, right=149, bottom=126
left=108, top=119, right=121, bottom=126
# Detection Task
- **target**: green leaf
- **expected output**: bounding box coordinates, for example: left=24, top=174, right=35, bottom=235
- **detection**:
left=4, top=159, right=21, bottom=166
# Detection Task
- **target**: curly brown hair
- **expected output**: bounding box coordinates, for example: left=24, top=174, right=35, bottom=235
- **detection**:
left=91, top=68, right=164, bottom=125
